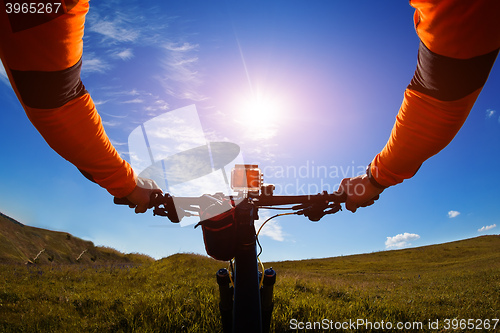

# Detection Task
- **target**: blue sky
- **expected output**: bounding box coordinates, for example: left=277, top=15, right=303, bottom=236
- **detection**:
left=1, top=0, right=499, bottom=261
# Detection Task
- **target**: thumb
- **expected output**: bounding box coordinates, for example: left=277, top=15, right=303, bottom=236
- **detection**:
left=136, top=176, right=161, bottom=190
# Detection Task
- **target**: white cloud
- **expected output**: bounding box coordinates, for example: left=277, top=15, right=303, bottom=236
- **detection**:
left=102, top=120, right=121, bottom=127
left=486, top=109, right=496, bottom=118
left=99, top=111, right=127, bottom=118
left=145, top=100, right=170, bottom=112
left=164, top=42, right=198, bottom=52
left=125, top=89, right=140, bottom=96
left=115, top=49, right=134, bottom=61
left=478, top=224, right=497, bottom=232
left=79, top=4, right=206, bottom=131
left=485, top=109, right=500, bottom=124
left=385, top=232, right=420, bottom=249
left=93, top=99, right=109, bottom=106
left=83, top=6, right=206, bottom=105
left=109, top=139, right=127, bottom=146
left=160, top=43, right=199, bottom=83
left=158, top=42, right=206, bottom=102
left=255, top=213, right=285, bottom=242
left=448, top=210, right=460, bottom=218
left=88, top=19, right=139, bottom=43
left=121, top=98, right=145, bottom=104
left=82, top=54, right=110, bottom=74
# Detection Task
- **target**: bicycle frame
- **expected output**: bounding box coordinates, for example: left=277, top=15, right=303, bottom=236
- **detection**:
left=216, top=198, right=268, bottom=333
left=233, top=199, right=263, bottom=332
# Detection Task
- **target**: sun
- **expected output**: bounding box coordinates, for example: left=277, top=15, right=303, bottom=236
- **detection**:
left=234, top=91, right=285, bottom=139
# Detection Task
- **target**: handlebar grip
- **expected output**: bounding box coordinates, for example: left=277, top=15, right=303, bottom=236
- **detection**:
left=331, top=190, right=347, bottom=203
left=113, top=197, right=134, bottom=206
left=113, top=193, right=166, bottom=209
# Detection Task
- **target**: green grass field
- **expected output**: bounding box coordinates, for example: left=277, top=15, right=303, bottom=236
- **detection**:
left=0, top=236, right=499, bottom=332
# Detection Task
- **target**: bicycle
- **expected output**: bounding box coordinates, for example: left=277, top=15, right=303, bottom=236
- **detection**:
left=115, top=164, right=346, bottom=333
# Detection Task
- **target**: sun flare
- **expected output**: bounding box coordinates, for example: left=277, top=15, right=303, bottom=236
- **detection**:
left=234, top=91, right=286, bottom=139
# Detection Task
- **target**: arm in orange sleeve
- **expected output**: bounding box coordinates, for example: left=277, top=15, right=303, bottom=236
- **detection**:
left=0, top=0, right=137, bottom=198
left=23, top=94, right=138, bottom=198
left=370, top=88, right=480, bottom=187
left=368, top=0, right=500, bottom=188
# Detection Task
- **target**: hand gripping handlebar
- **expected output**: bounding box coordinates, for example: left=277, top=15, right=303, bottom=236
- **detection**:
left=114, top=189, right=347, bottom=222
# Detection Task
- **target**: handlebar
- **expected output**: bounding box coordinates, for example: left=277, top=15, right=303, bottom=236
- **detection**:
left=257, top=191, right=346, bottom=221
left=256, top=191, right=346, bottom=206
left=114, top=190, right=347, bottom=222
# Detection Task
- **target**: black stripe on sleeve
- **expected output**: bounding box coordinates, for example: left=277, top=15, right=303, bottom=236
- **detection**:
left=10, top=57, right=88, bottom=109
left=408, top=41, right=499, bottom=101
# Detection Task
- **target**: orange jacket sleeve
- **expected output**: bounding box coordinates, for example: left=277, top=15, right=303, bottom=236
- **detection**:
left=369, top=0, right=500, bottom=188
left=0, top=0, right=137, bottom=198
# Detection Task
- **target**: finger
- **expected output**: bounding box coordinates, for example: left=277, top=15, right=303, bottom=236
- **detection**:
left=345, top=198, right=358, bottom=213
left=359, top=200, right=375, bottom=208
left=148, top=191, right=163, bottom=208
left=135, top=204, right=148, bottom=214
left=359, top=194, right=380, bottom=207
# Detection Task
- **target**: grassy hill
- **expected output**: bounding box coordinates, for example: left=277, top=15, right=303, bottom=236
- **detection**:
left=268, top=235, right=500, bottom=331
left=0, top=212, right=153, bottom=265
left=0, top=232, right=499, bottom=332
left=270, top=233, right=500, bottom=276
left=1, top=211, right=499, bottom=331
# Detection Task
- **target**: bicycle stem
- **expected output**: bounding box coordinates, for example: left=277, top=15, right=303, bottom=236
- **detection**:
left=232, top=199, right=263, bottom=333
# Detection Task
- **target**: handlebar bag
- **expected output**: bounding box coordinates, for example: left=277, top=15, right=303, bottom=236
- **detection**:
left=196, top=203, right=236, bottom=261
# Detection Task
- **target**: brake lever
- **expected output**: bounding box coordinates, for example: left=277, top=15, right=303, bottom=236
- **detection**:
left=294, top=202, right=342, bottom=222
left=322, top=203, right=342, bottom=216
left=152, top=193, right=182, bottom=223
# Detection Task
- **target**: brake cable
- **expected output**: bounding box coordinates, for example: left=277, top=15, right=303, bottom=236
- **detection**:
left=255, top=212, right=296, bottom=258
left=258, top=206, right=296, bottom=210
left=227, top=259, right=235, bottom=287
left=255, top=202, right=342, bottom=260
